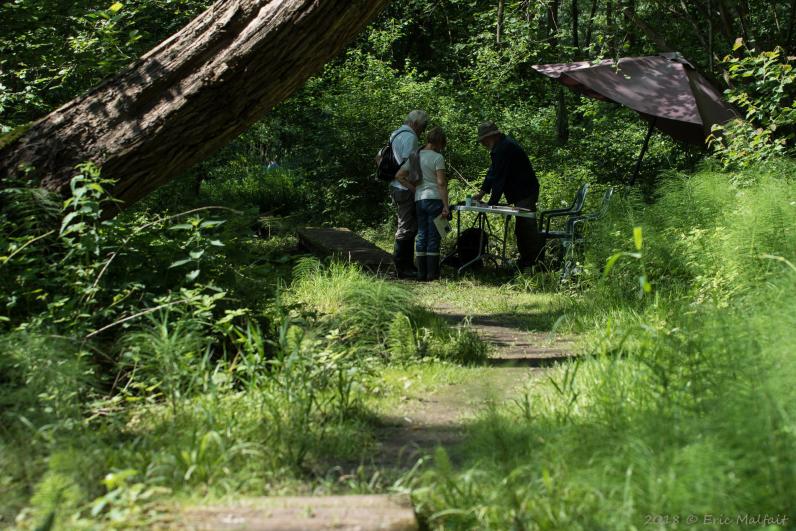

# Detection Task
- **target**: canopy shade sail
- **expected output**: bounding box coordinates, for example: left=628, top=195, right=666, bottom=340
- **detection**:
left=532, top=53, right=737, bottom=146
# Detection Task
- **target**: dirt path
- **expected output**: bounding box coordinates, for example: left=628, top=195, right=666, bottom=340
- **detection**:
left=180, top=299, right=577, bottom=530
left=371, top=301, right=577, bottom=470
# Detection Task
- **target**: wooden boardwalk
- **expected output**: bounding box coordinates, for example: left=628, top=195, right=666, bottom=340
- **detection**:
left=179, top=494, right=418, bottom=530
left=297, top=227, right=393, bottom=272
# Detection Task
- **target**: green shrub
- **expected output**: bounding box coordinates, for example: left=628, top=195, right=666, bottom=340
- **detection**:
left=0, top=332, right=94, bottom=423
left=411, top=162, right=796, bottom=529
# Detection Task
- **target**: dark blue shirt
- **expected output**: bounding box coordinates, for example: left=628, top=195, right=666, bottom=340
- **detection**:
left=480, top=135, right=540, bottom=207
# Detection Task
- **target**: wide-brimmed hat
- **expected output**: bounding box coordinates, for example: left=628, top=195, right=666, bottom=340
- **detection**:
left=477, top=121, right=502, bottom=142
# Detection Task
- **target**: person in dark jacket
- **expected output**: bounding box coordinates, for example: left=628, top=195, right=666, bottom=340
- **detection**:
left=472, top=121, right=544, bottom=268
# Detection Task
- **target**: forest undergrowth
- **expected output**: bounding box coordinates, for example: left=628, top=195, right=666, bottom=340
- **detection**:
left=408, top=161, right=796, bottom=529
left=2, top=154, right=794, bottom=529
left=2, top=1, right=796, bottom=528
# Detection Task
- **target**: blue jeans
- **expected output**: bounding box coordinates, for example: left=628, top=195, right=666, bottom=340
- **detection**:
left=416, top=199, right=444, bottom=258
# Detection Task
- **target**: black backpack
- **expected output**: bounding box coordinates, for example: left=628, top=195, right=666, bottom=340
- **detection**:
left=376, top=130, right=413, bottom=182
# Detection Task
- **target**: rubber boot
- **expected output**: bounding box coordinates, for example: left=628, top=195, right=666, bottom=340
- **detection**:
left=416, top=254, right=428, bottom=281
left=394, top=240, right=416, bottom=279
left=426, top=254, right=440, bottom=281
left=401, top=236, right=418, bottom=275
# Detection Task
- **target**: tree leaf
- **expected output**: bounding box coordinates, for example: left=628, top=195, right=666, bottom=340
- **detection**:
left=185, top=269, right=200, bottom=282
left=200, top=219, right=226, bottom=229
left=60, top=211, right=80, bottom=234
left=169, top=258, right=192, bottom=268
left=109, top=2, right=124, bottom=13
left=603, top=252, right=625, bottom=277
left=633, top=226, right=643, bottom=251
left=733, top=37, right=744, bottom=51
left=168, top=223, right=193, bottom=231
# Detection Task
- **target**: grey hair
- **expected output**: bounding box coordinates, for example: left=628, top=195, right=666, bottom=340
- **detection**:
left=405, top=110, right=429, bottom=131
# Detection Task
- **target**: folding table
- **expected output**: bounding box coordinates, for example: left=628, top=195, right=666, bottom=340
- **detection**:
left=446, top=203, right=537, bottom=274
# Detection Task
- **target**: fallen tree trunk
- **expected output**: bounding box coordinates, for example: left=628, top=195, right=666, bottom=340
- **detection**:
left=0, top=0, right=389, bottom=212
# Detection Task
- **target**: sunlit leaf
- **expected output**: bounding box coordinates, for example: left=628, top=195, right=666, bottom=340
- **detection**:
left=633, top=226, right=643, bottom=251
left=733, top=37, right=744, bottom=51
left=168, top=223, right=193, bottom=231
left=169, top=258, right=192, bottom=268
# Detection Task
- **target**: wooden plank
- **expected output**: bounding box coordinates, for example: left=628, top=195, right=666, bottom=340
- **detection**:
left=297, top=227, right=393, bottom=272
left=178, top=494, right=418, bottom=531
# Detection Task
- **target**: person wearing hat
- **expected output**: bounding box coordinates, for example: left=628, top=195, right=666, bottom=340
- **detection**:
left=472, top=121, right=544, bottom=268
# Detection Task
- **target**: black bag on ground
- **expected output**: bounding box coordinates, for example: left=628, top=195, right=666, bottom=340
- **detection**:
left=442, top=228, right=489, bottom=269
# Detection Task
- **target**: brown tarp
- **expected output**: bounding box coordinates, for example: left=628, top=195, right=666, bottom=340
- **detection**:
left=532, top=53, right=737, bottom=145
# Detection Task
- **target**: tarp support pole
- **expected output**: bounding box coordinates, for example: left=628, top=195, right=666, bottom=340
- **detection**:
left=629, top=117, right=657, bottom=186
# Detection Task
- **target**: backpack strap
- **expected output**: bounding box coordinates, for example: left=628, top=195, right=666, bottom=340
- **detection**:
left=389, top=129, right=416, bottom=164
left=408, top=148, right=423, bottom=184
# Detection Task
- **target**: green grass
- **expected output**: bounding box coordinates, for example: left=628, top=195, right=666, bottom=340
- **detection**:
left=407, top=161, right=796, bottom=529
left=4, top=159, right=795, bottom=529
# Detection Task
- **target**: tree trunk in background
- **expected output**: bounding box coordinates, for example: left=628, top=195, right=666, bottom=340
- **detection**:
left=623, top=0, right=636, bottom=47
left=584, top=0, right=598, bottom=54
left=678, top=1, right=709, bottom=51
left=547, top=0, right=561, bottom=49
left=716, top=0, right=736, bottom=40
left=497, top=0, right=506, bottom=45
left=788, top=0, right=796, bottom=53
left=606, top=0, right=616, bottom=55
left=708, top=0, right=714, bottom=72
left=0, top=0, right=389, bottom=212
left=735, top=0, right=753, bottom=46
left=546, top=0, right=568, bottom=144
left=556, top=87, right=569, bottom=143
left=572, top=0, right=581, bottom=57
left=624, top=7, right=673, bottom=51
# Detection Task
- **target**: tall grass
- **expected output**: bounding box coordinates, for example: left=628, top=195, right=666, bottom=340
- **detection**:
left=410, top=161, right=796, bottom=529
left=288, top=258, right=488, bottom=364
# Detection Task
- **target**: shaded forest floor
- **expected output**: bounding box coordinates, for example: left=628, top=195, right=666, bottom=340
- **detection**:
left=370, top=287, right=578, bottom=472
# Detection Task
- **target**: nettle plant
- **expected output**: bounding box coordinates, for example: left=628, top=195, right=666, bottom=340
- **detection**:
left=1, top=163, right=235, bottom=338
left=709, top=45, right=795, bottom=172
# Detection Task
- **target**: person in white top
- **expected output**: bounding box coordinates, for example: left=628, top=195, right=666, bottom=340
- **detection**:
left=389, top=110, right=428, bottom=279
left=396, top=127, right=450, bottom=281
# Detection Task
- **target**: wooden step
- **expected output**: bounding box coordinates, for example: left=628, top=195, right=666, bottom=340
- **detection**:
left=178, top=494, right=418, bottom=530
left=297, top=227, right=393, bottom=272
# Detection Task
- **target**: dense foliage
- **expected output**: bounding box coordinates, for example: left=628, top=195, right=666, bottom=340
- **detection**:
left=412, top=160, right=796, bottom=528
left=1, top=0, right=795, bottom=529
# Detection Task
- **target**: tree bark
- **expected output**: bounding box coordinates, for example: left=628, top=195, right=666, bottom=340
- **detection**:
left=556, top=87, right=569, bottom=143
left=734, top=0, right=753, bottom=46
left=0, top=0, right=389, bottom=212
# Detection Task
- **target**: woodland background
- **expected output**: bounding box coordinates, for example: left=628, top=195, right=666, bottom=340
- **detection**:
left=1, top=1, right=795, bottom=529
